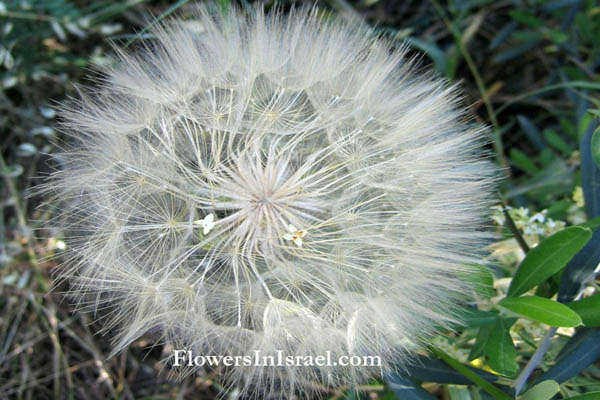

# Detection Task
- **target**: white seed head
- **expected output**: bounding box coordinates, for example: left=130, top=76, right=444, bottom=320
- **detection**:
left=43, top=4, right=497, bottom=398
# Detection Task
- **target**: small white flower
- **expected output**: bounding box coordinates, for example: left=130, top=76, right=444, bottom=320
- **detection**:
left=194, top=213, right=216, bottom=235
left=530, top=210, right=546, bottom=223
left=282, top=224, right=307, bottom=247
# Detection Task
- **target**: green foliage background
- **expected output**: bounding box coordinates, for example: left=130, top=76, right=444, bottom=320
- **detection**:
left=0, top=0, right=599, bottom=399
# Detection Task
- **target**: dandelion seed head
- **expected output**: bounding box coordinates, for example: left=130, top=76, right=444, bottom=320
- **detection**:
left=42, top=4, right=497, bottom=398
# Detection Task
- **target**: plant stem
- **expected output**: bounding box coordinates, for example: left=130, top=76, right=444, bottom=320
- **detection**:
left=0, top=153, right=26, bottom=228
left=513, top=327, right=557, bottom=395
left=0, top=10, right=53, bottom=22
left=429, top=346, right=513, bottom=400
left=502, top=204, right=530, bottom=253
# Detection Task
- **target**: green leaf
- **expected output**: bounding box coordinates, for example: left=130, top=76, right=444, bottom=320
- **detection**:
left=579, top=112, right=595, bottom=142
left=507, top=227, right=592, bottom=297
left=578, top=216, right=600, bottom=231
left=429, top=346, right=512, bottom=400
left=558, top=229, right=600, bottom=303
left=547, top=199, right=571, bottom=218
left=590, top=128, right=600, bottom=167
left=499, top=296, right=582, bottom=327
left=493, top=41, right=540, bottom=63
left=559, top=121, right=600, bottom=302
left=509, top=9, right=543, bottom=27
left=567, top=295, right=600, bottom=326
left=516, top=115, right=545, bottom=150
left=510, top=149, right=539, bottom=174
left=581, top=121, right=600, bottom=217
left=404, top=355, right=499, bottom=385
left=535, top=328, right=600, bottom=384
left=591, top=126, right=600, bottom=169
left=543, top=128, right=571, bottom=155
left=459, top=309, right=499, bottom=329
left=485, top=318, right=517, bottom=376
left=469, top=322, right=495, bottom=361
left=496, top=82, right=600, bottom=115
left=379, top=393, right=400, bottom=400
left=512, top=30, right=544, bottom=42
left=405, top=38, right=450, bottom=77
left=519, top=380, right=560, bottom=400
left=504, top=158, right=573, bottom=199
left=545, top=29, right=568, bottom=45
left=490, top=21, right=517, bottom=49
left=448, top=386, right=471, bottom=400
left=385, top=373, right=436, bottom=400
left=563, top=392, right=600, bottom=399
left=458, top=265, right=495, bottom=300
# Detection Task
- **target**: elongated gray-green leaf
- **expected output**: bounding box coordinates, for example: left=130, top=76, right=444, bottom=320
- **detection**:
left=507, top=227, right=592, bottom=297
left=499, top=296, right=582, bottom=327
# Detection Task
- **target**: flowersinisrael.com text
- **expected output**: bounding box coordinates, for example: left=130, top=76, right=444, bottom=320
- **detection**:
left=172, top=350, right=382, bottom=368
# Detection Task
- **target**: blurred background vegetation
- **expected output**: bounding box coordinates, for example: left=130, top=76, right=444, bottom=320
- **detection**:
left=0, top=0, right=599, bottom=399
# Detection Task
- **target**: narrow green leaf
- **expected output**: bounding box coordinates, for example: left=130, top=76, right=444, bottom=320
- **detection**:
left=547, top=199, right=571, bottom=217
left=538, top=147, right=555, bottom=167
left=458, top=265, right=495, bottom=300
left=499, top=296, right=582, bottom=327
left=510, top=149, right=539, bottom=174
left=567, top=295, right=600, bottom=326
left=459, top=309, right=499, bottom=329
left=519, top=380, right=560, bottom=400
left=543, top=129, right=571, bottom=155
left=216, top=0, right=232, bottom=12
left=385, top=373, right=436, bottom=400
left=512, top=30, right=544, bottom=42
left=469, top=322, right=495, bottom=361
left=504, top=158, right=573, bottom=199
left=517, top=115, right=545, bottom=150
left=405, top=38, right=449, bottom=77
left=535, top=327, right=600, bottom=384
left=559, top=229, right=600, bottom=302
left=578, top=216, right=600, bottom=231
left=496, top=82, right=600, bottom=115
left=545, top=29, right=568, bottom=44
left=493, top=41, right=540, bottom=63
left=489, top=21, right=518, bottom=49
left=509, top=9, right=543, bottom=27
left=507, top=227, right=592, bottom=297
left=448, top=386, right=471, bottom=400
left=581, top=121, right=600, bottom=217
left=591, top=126, right=600, bottom=169
left=485, top=318, right=517, bottom=376
left=563, top=392, right=600, bottom=399
left=579, top=113, right=595, bottom=142
left=403, top=355, right=499, bottom=385
left=429, top=346, right=512, bottom=400
left=559, top=121, right=600, bottom=302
